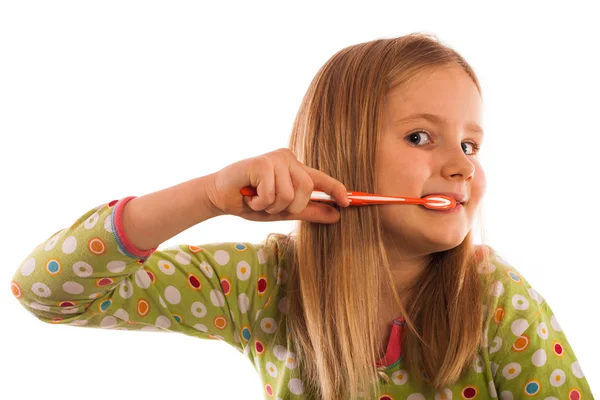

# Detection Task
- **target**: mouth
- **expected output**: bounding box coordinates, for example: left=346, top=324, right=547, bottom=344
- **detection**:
left=421, top=193, right=468, bottom=206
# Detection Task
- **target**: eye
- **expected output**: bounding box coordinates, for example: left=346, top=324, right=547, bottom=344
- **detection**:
left=405, top=130, right=432, bottom=146
left=405, top=130, right=482, bottom=155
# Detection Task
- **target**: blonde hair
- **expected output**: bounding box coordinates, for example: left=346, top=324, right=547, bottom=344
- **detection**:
left=267, top=33, right=494, bottom=399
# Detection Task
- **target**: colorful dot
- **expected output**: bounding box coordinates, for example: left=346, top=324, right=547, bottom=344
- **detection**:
left=255, top=340, right=265, bottom=354
left=11, top=281, right=22, bottom=298
left=241, top=325, right=252, bottom=341
left=234, top=243, right=248, bottom=252
left=462, top=385, right=478, bottom=398
left=258, top=276, right=268, bottom=295
left=569, top=389, right=582, bottom=400
left=45, top=259, right=61, bottom=275
left=553, top=341, right=564, bottom=356
left=524, top=380, right=540, bottom=396
left=220, top=277, right=231, bottom=295
left=187, top=273, right=201, bottom=289
left=88, top=237, right=106, bottom=255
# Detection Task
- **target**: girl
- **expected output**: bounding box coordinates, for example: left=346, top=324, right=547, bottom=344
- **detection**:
left=10, top=33, right=593, bottom=399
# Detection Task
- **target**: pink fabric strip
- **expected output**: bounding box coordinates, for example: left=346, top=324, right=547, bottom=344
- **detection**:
left=112, top=196, right=158, bottom=259
left=375, top=317, right=405, bottom=367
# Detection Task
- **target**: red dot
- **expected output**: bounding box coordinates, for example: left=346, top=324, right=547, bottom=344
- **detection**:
left=463, top=387, right=477, bottom=398
left=569, top=389, right=581, bottom=400
left=108, top=200, right=118, bottom=207
left=265, top=384, right=273, bottom=396
left=221, top=279, right=231, bottom=293
left=380, top=396, right=392, bottom=400
left=255, top=341, right=264, bottom=353
left=98, top=278, right=113, bottom=286
left=189, top=274, right=201, bottom=288
left=554, top=343, right=564, bottom=354
left=258, top=277, right=267, bottom=293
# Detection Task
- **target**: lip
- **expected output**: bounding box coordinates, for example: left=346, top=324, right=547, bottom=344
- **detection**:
left=422, top=192, right=468, bottom=205
left=424, top=201, right=464, bottom=213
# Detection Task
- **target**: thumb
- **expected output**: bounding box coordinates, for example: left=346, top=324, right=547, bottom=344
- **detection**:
left=291, top=203, right=342, bottom=224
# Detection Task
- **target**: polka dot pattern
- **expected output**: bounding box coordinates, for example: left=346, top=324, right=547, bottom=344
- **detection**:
left=9, top=201, right=593, bottom=398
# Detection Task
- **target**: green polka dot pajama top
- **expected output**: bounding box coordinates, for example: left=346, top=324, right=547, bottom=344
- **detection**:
left=10, top=196, right=594, bottom=399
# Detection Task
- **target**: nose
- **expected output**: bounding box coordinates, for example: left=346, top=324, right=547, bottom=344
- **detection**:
left=441, top=148, right=475, bottom=181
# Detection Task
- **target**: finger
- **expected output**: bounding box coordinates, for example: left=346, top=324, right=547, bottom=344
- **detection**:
left=293, top=202, right=341, bottom=224
left=265, top=161, right=295, bottom=214
left=303, top=166, right=349, bottom=207
left=285, top=163, right=313, bottom=215
left=246, top=160, right=275, bottom=211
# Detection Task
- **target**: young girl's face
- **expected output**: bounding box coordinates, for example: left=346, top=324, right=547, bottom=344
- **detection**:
left=375, top=65, right=486, bottom=255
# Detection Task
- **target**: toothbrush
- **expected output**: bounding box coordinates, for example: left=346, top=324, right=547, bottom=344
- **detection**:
left=239, top=186, right=457, bottom=210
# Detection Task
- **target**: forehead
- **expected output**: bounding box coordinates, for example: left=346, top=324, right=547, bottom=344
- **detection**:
left=385, top=66, right=482, bottom=122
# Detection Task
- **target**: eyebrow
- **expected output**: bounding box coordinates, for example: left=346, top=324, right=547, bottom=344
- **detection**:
left=396, top=113, right=484, bottom=135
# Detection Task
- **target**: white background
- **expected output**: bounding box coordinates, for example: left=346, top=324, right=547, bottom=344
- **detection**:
left=1, top=1, right=598, bottom=398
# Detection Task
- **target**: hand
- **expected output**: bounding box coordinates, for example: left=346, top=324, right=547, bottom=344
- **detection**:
left=206, top=148, right=349, bottom=224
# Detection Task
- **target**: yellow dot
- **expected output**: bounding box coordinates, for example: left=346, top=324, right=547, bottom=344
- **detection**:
left=509, top=368, right=515, bottom=374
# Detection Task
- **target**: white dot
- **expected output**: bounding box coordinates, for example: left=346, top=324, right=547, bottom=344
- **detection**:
left=210, top=290, right=225, bottom=307
left=119, top=280, right=133, bottom=299
left=113, top=309, right=129, bottom=321
left=104, top=215, right=113, bottom=232
left=238, top=293, right=249, bottom=313
left=29, top=302, right=50, bottom=311
left=84, top=212, right=99, bottom=229
left=62, top=236, right=77, bottom=254
left=491, top=281, right=504, bottom=297
left=288, top=378, right=304, bottom=395
left=532, top=349, right=546, bottom=366
left=499, top=391, right=513, bottom=400
left=175, top=251, right=191, bottom=265
left=572, top=361, right=584, bottom=378
left=134, top=269, right=151, bottom=288
left=213, top=250, right=230, bottom=265
left=107, top=260, right=126, bottom=273
left=488, top=380, right=497, bottom=398
left=141, top=326, right=160, bottom=332
left=550, top=369, right=566, bottom=387
left=32, top=282, right=51, bottom=297
left=512, top=294, right=529, bottom=310
left=157, top=260, right=176, bottom=275
left=257, top=247, right=268, bottom=264
left=502, top=362, right=521, bottom=379
left=237, top=260, right=251, bottom=281
left=550, top=315, right=562, bottom=332
left=407, top=394, right=425, bottom=400
left=156, top=315, right=171, bottom=329
left=193, top=323, right=208, bottom=332
left=511, top=319, right=529, bottom=336
left=73, top=261, right=93, bottom=277
left=273, top=345, right=288, bottom=361
left=21, top=258, right=36, bottom=276
left=164, top=286, right=181, bottom=304
left=63, top=281, right=84, bottom=295
left=100, top=316, right=117, bottom=328
left=191, top=301, right=207, bottom=318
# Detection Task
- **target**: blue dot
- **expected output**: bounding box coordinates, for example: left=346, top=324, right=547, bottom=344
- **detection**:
left=100, top=300, right=111, bottom=311
left=235, top=243, right=247, bottom=251
left=48, top=261, right=59, bottom=273
left=525, top=381, right=539, bottom=394
left=242, top=328, right=251, bottom=340
left=174, top=315, right=182, bottom=323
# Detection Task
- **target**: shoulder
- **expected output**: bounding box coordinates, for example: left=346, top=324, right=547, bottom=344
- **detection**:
left=478, top=246, right=551, bottom=361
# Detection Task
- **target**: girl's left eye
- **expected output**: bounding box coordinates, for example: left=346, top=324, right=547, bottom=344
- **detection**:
left=405, top=130, right=481, bottom=155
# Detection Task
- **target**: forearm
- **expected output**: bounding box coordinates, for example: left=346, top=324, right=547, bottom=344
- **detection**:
left=121, top=173, right=224, bottom=250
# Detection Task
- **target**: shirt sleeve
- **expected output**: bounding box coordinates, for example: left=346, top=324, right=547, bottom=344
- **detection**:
left=483, top=252, right=594, bottom=398
left=10, top=197, right=282, bottom=358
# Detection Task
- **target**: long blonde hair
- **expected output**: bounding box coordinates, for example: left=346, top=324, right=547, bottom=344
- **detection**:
left=267, top=33, right=494, bottom=399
